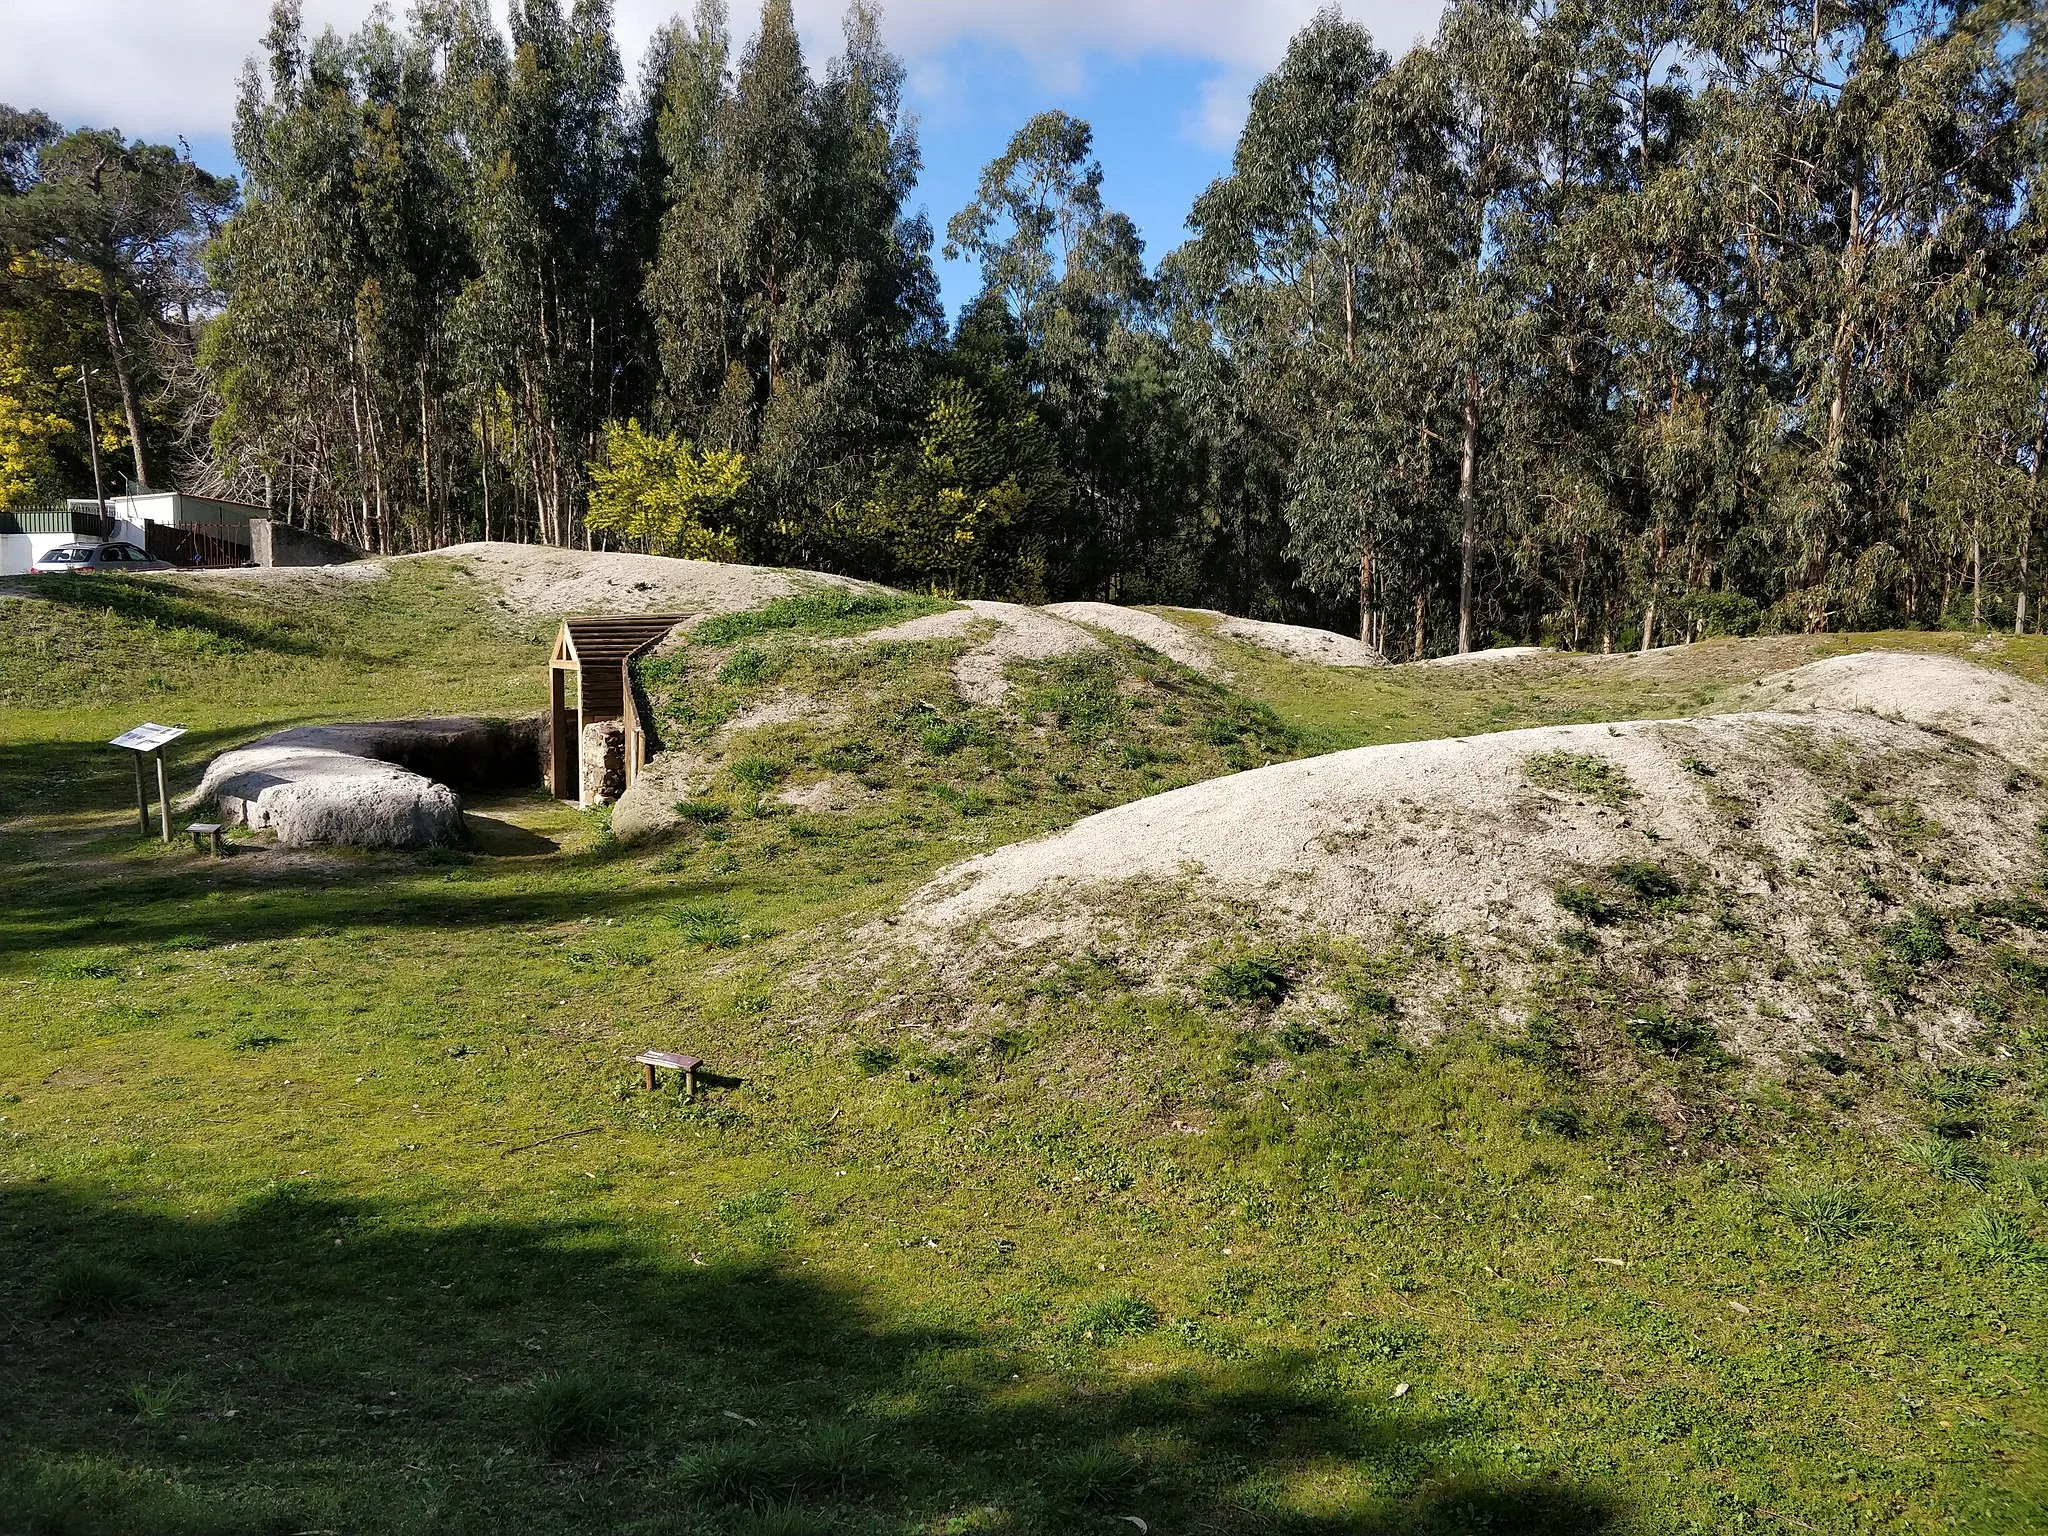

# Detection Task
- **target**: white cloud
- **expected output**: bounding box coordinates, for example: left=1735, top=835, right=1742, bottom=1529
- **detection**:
left=0, top=0, right=1446, bottom=144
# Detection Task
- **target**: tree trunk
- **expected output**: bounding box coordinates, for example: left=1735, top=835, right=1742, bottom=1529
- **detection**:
left=97, top=271, right=149, bottom=487
left=1972, top=524, right=1983, bottom=626
left=1457, top=364, right=1479, bottom=654
left=1413, top=589, right=1428, bottom=662
left=1358, top=535, right=1373, bottom=646
left=1640, top=597, right=1657, bottom=654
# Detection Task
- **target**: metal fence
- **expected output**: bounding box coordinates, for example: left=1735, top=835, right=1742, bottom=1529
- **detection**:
left=143, top=521, right=253, bottom=568
left=0, top=507, right=112, bottom=537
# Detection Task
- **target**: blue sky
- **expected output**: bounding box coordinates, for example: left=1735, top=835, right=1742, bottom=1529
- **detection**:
left=2, top=0, right=1448, bottom=319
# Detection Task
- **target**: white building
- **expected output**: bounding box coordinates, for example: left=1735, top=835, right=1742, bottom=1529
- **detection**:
left=1, top=492, right=262, bottom=575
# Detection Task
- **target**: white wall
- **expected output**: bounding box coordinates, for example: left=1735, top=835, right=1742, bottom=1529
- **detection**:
left=1, top=520, right=153, bottom=575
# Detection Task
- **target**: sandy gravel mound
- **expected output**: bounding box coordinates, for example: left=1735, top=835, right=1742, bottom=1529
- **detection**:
left=178, top=542, right=861, bottom=618
left=1044, top=602, right=1222, bottom=676
left=197, top=718, right=536, bottom=848
left=407, top=542, right=862, bottom=617
left=904, top=655, right=2048, bottom=968
left=840, top=607, right=981, bottom=646
left=1733, top=651, right=2048, bottom=760
left=1411, top=645, right=1553, bottom=668
left=952, top=601, right=1100, bottom=705
left=1182, top=610, right=1387, bottom=668
left=610, top=750, right=709, bottom=844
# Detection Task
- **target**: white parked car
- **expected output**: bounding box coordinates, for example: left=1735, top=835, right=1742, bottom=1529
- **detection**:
left=28, top=542, right=173, bottom=574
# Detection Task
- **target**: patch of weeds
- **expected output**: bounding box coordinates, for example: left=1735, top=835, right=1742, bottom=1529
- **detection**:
left=1610, top=859, right=1683, bottom=905
left=730, top=756, right=785, bottom=814
left=1342, top=1321, right=1430, bottom=1361
left=693, top=588, right=945, bottom=645
left=1532, top=1104, right=1584, bottom=1139
left=673, top=903, right=747, bottom=949
left=1959, top=1206, right=2041, bottom=1267
left=1524, top=750, right=1636, bottom=808
left=790, top=1423, right=876, bottom=1494
left=717, top=643, right=776, bottom=687
left=1774, top=1185, right=1868, bottom=1246
left=673, top=1438, right=786, bottom=1502
left=933, top=783, right=993, bottom=817
left=852, top=1044, right=896, bottom=1075
left=1997, top=948, right=2048, bottom=993
left=816, top=737, right=882, bottom=773
left=919, top=719, right=980, bottom=755
left=129, top=1375, right=189, bottom=1422
left=1276, top=1020, right=1330, bottom=1053
left=38, top=1256, right=144, bottom=1316
left=1556, top=884, right=1619, bottom=926
left=511, top=1370, right=629, bottom=1456
left=675, top=799, right=730, bottom=825
left=1882, top=910, right=1952, bottom=967
left=1625, top=1005, right=1715, bottom=1057
left=1558, top=925, right=1599, bottom=953
left=1070, top=1294, right=1160, bottom=1343
left=1902, top=1137, right=1989, bottom=1188
left=1027, top=651, right=1126, bottom=742
left=1201, top=953, right=1292, bottom=1007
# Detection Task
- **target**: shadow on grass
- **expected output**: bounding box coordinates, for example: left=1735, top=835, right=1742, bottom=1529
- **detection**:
left=0, top=1182, right=1622, bottom=1536
left=16, top=575, right=323, bottom=657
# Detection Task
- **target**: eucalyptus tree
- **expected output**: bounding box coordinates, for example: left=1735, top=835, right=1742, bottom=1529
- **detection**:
left=646, top=0, right=937, bottom=566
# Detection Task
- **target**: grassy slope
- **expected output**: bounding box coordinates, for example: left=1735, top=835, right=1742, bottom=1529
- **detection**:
left=0, top=567, right=2042, bottom=1535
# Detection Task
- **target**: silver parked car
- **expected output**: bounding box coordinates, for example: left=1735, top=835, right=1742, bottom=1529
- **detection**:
left=28, top=541, right=173, bottom=574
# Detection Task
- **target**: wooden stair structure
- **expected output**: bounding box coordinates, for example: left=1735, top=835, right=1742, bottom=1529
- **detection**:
left=548, top=615, right=685, bottom=803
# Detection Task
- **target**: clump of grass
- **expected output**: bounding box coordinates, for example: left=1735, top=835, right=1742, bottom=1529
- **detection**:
left=1624, top=1005, right=1714, bottom=1057
left=790, top=1422, right=875, bottom=1493
left=675, top=799, right=730, bottom=824
left=230, top=1027, right=288, bottom=1051
left=919, top=719, right=980, bottom=755
left=1028, top=651, right=1128, bottom=742
left=1201, top=953, right=1291, bottom=1007
left=1276, top=1019, right=1330, bottom=1053
left=1070, top=1294, right=1160, bottom=1343
left=1556, top=884, right=1619, bottom=926
left=1610, top=859, right=1682, bottom=903
left=129, top=1376, right=189, bottom=1421
left=1882, top=910, right=1952, bottom=966
left=1532, top=1104, right=1584, bottom=1138
left=851, top=1043, right=896, bottom=1074
left=730, top=755, right=785, bottom=814
left=717, top=643, right=779, bottom=686
left=38, top=1256, right=144, bottom=1316
left=674, top=902, right=748, bottom=948
left=1524, top=750, right=1636, bottom=808
left=1959, top=1206, right=2041, bottom=1267
left=1903, top=1137, right=1989, bottom=1188
left=1046, top=1444, right=1138, bottom=1502
left=510, top=1370, right=629, bottom=1456
left=673, top=1439, right=786, bottom=1501
left=1775, top=1185, right=1869, bottom=1246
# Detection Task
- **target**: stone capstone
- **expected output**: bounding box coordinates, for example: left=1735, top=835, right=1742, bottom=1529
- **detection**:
left=196, top=716, right=541, bottom=849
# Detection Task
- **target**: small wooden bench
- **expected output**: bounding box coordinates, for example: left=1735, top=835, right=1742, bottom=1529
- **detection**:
left=634, top=1050, right=702, bottom=1095
left=187, top=822, right=224, bottom=856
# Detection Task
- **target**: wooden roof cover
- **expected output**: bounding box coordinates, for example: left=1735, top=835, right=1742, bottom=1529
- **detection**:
left=552, top=615, right=684, bottom=718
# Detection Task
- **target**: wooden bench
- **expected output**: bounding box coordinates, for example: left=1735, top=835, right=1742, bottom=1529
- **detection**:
left=187, top=822, right=224, bottom=856
left=634, top=1050, right=702, bottom=1096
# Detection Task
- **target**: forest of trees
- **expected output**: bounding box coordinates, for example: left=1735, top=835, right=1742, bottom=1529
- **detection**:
left=3, top=0, right=2045, bottom=653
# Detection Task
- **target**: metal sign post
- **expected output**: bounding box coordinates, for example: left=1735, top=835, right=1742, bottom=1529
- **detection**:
left=109, top=723, right=187, bottom=844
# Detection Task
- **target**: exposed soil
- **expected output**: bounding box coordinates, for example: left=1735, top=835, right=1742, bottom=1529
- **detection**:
left=1044, top=601, right=1222, bottom=676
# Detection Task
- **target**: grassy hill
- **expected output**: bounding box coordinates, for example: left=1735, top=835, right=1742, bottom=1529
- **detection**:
left=1, top=560, right=2043, bottom=1535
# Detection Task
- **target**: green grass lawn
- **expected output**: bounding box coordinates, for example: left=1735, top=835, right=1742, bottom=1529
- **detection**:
left=1, top=568, right=2043, bottom=1534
